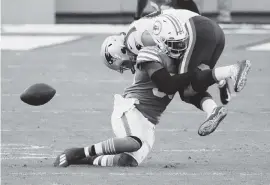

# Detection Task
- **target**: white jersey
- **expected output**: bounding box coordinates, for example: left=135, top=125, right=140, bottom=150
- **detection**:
left=124, top=9, right=199, bottom=55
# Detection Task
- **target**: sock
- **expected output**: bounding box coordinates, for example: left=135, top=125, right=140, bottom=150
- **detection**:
left=93, top=154, right=137, bottom=167
left=86, top=137, right=141, bottom=157
left=69, top=156, right=97, bottom=165
left=92, top=155, right=118, bottom=167
left=201, top=98, right=218, bottom=118
left=213, top=65, right=237, bottom=82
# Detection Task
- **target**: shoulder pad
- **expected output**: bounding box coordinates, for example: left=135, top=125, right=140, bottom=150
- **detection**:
left=136, top=46, right=162, bottom=65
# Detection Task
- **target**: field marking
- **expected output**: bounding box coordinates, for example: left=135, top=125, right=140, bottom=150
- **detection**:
left=2, top=24, right=129, bottom=34
left=8, top=171, right=269, bottom=177
left=2, top=24, right=270, bottom=35
left=2, top=156, right=55, bottom=160
left=247, top=42, right=270, bottom=51
left=1, top=151, right=53, bottom=155
left=1, top=146, right=47, bottom=149
left=161, top=149, right=221, bottom=152
left=1, top=35, right=81, bottom=51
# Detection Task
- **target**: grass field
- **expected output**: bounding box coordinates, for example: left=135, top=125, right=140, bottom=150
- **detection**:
left=1, top=25, right=270, bottom=185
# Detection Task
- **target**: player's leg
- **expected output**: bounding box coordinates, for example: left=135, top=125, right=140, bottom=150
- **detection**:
left=178, top=16, right=229, bottom=136
left=205, top=19, right=231, bottom=105
left=92, top=96, right=155, bottom=167
left=54, top=96, right=142, bottom=167
left=178, top=15, right=224, bottom=121
left=54, top=95, right=155, bottom=167
left=180, top=91, right=227, bottom=136
left=53, top=136, right=142, bottom=167
left=191, top=60, right=251, bottom=94
left=89, top=95, right=155, bottom=167
left=180, top=16, right=251, bottom=98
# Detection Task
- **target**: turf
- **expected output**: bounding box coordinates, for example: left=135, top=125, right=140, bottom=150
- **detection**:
left=1, top=32, right=270, bottom=185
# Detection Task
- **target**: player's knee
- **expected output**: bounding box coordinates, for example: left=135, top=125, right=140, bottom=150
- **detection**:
left=128, top=136, right=143, bottom=150
left=118, top=153, right=138, bottom=167
left=183, top=92, right=212, bottom=110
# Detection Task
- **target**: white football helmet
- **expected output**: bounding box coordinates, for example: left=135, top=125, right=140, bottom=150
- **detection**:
left=100, top=34, right=135, bottom=73
left=150, top=14, right=189, bottom=59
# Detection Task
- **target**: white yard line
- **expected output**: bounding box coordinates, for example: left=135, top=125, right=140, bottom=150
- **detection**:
left=2, top=156, right=55, bottom=160
left=247, top=42, right=270, bottom=51
left=2, top=24, right=130, bottom=34
left=1, top=35, right=81, bottom=51
left=161, top=149, right=221, bottom=152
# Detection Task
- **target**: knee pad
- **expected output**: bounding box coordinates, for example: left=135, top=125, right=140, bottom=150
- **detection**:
left=118, top=153, right=138, bottom=167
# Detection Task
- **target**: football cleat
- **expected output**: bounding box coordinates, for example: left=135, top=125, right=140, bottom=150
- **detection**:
left=54, top=148, right=85, bottom=167
left=198, top=106, right=228, bottom=136
left=218, top=79, right=231, bottom=105
left=54, top=153, right=69, bottom=167
left=231, top=60, right=251, bottom=93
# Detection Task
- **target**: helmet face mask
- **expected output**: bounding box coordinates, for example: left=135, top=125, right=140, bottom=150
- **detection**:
left=151, top=15, right=189, bottom=59
left=164, top=36, right=189, bottom=58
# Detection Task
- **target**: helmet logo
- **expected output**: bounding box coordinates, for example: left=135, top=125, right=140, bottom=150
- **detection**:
left=135, top=40, right=142, bottom=50
left=153, top=20, right=162, bottom=35
left=105, top=46, right=114, bottom=65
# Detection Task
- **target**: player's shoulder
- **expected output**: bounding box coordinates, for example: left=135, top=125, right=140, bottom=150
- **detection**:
left=136, top=46, right=163, bottom=65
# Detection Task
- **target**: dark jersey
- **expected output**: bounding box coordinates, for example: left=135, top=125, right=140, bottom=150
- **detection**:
left=123, top=46, right=178, bottom=124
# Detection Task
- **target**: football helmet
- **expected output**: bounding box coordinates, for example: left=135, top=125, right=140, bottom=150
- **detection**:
left=151, top=14, right=189, bottom=59
left=100, top=34, right=135, bottom=74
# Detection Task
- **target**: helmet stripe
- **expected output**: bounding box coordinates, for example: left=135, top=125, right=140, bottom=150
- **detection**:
left=169, top=14, right=184, bottom=35
left=160, top=14, right=178, bottom=35
left=161, top=14, right=182, bottom=36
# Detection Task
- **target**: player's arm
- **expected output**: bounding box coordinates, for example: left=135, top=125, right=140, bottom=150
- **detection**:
left=145, top=64, right=192, bottom=94
left=137, top=48, right=193, bottom=94
left=135, top=0, right=148, bottom=20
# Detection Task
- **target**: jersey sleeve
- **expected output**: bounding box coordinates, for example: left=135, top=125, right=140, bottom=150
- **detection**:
left=136, top=47, right=164, bottom=77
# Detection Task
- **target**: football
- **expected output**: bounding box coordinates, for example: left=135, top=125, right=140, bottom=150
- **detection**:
left=20, top=83, right=56, bottom=106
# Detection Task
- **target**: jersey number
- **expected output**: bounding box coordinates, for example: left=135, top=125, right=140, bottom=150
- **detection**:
left=152, top=88, right=174, bottom=99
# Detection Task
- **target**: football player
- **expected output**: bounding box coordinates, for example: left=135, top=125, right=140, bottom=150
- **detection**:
left=54, top=15, right=251, bottom=168
left=126, top=8, right=234, bottom=105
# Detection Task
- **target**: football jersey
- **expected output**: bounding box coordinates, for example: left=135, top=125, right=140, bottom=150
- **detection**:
left=123, top=46, right=179, bottom=125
